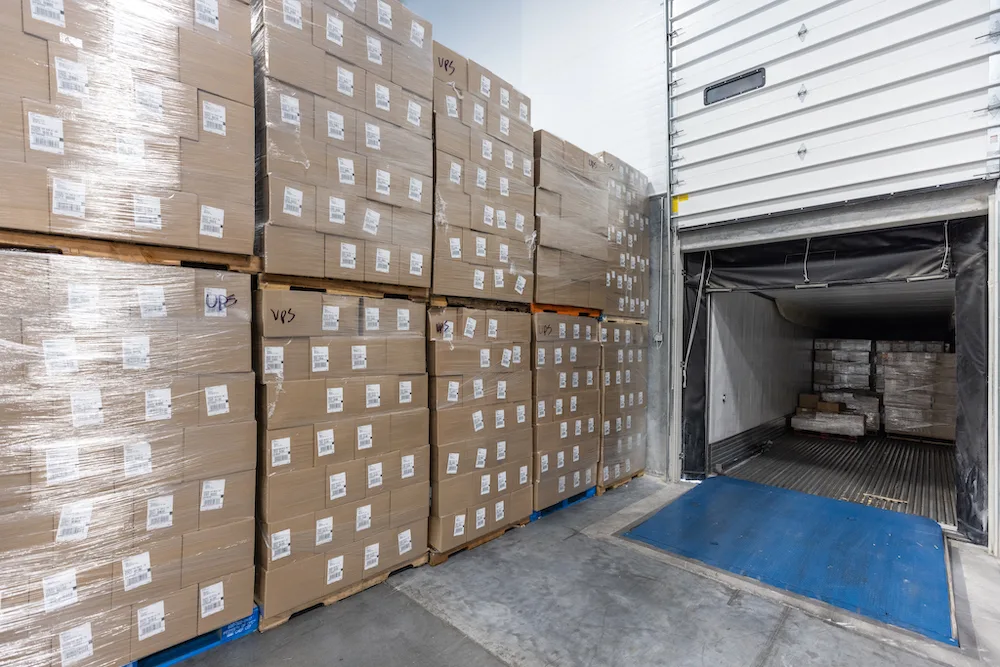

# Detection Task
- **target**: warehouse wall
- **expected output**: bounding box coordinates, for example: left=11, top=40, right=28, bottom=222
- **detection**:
left=406, top=0, right=669, bottom=191
left=707, top=292, right=813, bottom=444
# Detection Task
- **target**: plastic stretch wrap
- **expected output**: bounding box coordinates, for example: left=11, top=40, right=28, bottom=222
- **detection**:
left=820, top=392, right=881, bottom=433
left=252, top=0, right=435, bottom=287
left=876, top=350, right=956, bottom=441
left=791, top=413, right=866, bottom=438
left=812, top=338, right=873, bottom=392
left=430, top=43, right=535, bottom=303
left=253, top=289, right=430, bottom=621
left=597, top=152, right=651, bottom=319
left=0, top=251, right=256, bottom=667
left=2, top=0, right=255, bottom=253
left=599, top=322, right=648, bottom=486
left=424, top=307, right=534, bottom=551
left=529, top=314, right=601, bottom=509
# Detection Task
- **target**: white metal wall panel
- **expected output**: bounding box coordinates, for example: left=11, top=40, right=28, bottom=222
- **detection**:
left=707, top=292, right=813, bottom=444
left=670, top=0, right=1000, bottom=229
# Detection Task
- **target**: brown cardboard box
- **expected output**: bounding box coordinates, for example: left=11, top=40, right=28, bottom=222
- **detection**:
left=256, top=291, right=324, bottom=338
left=262, top=425, right=315, bottom=475
left=197, top=373, right=255, bottom=425
left=390, top=481, right=430, bottom=527
left=264, top=176, right=318, bottom=231
left=111, top=536, right=183, bottom=609
left=50, top=606, right=132, bottom=667
left=260, top=225, right=326, bottom=278
left=257, top=512, right=316, bottom=570
left=314, top=94, right=359, bottom=147
left=184, top=421, right=257, bottom=479
left=435, top=115, right=472, bottom=162
left=262, top=130, right=329, bottom=187
left=326, top=55, right=369, bottom=113
left=253, top=23, right=325, bottom=97
left=180, top=518, right=255, bottom=588
left=196, top=566, right=255, bottom=634
left=129, top=585, right=198, bottom=661
left=355, top=112, right=433, bottom=176
left=365, top=156, right=432, bottom=213
left=433, top=41, right=468, bottom=87
left=197, top=469, right=255, bottom=529
left=133, top=482, right=200, bottom=543
left=258, top=338, right=310, bottom=382
left=259, top=466, right=326, bottom=522
left=179, top=28, right=254, bottom=106
left=316, top=191, right=394, bottom=241
left=325, top=458, right=367, bottom=508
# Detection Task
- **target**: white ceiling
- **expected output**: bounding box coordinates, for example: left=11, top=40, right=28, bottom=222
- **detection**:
left=758, top=278, right=956, bottom=318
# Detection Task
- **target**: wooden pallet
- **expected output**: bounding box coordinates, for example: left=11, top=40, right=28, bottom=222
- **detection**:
left=601, top=315, right=650, bottom=325
left=258, top=273, right=430, bottom=300
left=530, top=486, right=597, bottom=520
left=0, top=229, right=261, bottom=273
left=429, top=294, right=531, bottom=312
left=530, top=303, right=602, bottom=318
left=257, top=553, right=428, bottom=632
left=429, top=519, right=528, bottom=566
left=597, top=469, right=645, bottom=496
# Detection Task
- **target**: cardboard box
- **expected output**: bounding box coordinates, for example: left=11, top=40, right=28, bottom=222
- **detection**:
left=260, top=225, right=327, bottom=278
left=433, top=41, right=468, bottom=87
left=259, top=465, right=326, bottom=522
left=196, top=566, right=255, bottom=634
left=180, top=28, right=254, bottom=106
left=180, top=519, right=255, bottom=588
left=129, top=585, right=199, bottom=661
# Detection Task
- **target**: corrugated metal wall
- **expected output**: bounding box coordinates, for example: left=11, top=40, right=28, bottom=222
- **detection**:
left=707, top=291, right=813, bottom=444
left=670, top=0, right=1000, bottom=228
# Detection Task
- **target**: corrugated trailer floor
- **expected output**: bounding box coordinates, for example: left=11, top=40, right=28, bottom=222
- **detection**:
left=728, top=432, right=957, bottom=529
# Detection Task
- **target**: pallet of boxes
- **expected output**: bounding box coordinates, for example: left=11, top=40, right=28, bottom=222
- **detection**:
left=430, top=43, right=535, bottom=302
left=0, top=1, right=260, bottom=665
left=598, top=322, right=648, bottom=492
left=254, top=0, right=434, bottom=288
left=426, top=308, right=534, bottom=563
left=792, top=339, right=877, bottom=438
left=875, top=341, right=956, bottom=442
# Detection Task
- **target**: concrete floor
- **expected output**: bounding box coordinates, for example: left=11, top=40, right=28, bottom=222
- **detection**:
left=189, top=477, right=1000, bottom=667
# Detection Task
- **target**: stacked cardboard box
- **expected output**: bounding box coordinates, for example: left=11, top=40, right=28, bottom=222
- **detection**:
left=533, top=132, right=610, bottom=309
left=427, top=308, right=534, bottom=552
left=253, top=289, right=430, bottom=622
left=0, top=252, right=255, bottom=666
left=597, top=152, right=651, bottom=319
left=812, top=339, right=873, bottom=392
left=873, top=340, right=947, bottom=391
left=792, top=394, right=866, bottom=437
left=2, top=0, right=255, bottom=252
left=254, top=0, right=434, bottom=287
left=430, top=43, right=535, bottom=302
left=599, top=322, right=648, bottom=487
left=877, top=350, right=957, bottom=441
left=531, top=314, right=601, bottom=510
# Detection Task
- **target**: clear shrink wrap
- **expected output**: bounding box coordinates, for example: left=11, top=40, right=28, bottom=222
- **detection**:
left=597, top=152, right=651, bottom=320
left=876, top=350, right=956, bottom=441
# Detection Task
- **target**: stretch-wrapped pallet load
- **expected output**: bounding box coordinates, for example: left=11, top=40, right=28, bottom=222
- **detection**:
left=533, top=132, right=610, bottom=310
left=873, top=340, right=948, bottom=391
left=812, top=339, right=872, bottom=392
left=254, top=290, right=430, bottom=623
left=597, top=152, right=651, bottom=320
left=599, top=322, right=648, bottom=486
left=2, top=0, right=255, bottom=252
left=531, top=314, right=601, bottom=510
left=427, top=308, right=534, bottom=552
left=877, top=349, right=957, bottom=442
left=430, top=43, right=535, bottom=302
left=253, top=0, right=434, bottom=287
left=0, top=252, right=256, bottom=667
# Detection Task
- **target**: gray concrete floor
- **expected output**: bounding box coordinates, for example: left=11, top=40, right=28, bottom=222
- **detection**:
left=188, top=477, right=1000, bottom=667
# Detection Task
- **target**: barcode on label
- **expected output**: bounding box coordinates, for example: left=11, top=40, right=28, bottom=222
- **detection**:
left=137, top=601, right=166, bottom=642
left=338, top=67, right=354, bottom=96
left=283, top=0, right=303, bottom=28
left=364, top=543, right=380, bottom=570
left=122, top=552, right=152, bottom=592
left=200, top=479, right=225, bottom=511
left=31, top=0, right=66, bottom=27
left=55, top=56, right=88, bottom=98
left=200, top=582, right=225, bottom=618
left=59, top=623, right=93, bottom=666
left=29, top=111, right=64, bottom=154
left=146, top=496, right=173, bottom=531
left=52, top=178, right=86, bottom=219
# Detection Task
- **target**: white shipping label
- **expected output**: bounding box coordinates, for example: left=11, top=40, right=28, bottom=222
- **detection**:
left=31, top=0, right=66, bottom=27
left=497, top=209, right=507, bottom=229
left=122, top=335, right=151, bottom=371
left=475, top=236, right=487, bottom=257
left=317, top=429, right=335, bottom=457
left=555, top=348, right=563, bottom=365
left=572, top=372, right=580, bottom=388
left=329, top=472, right=347, bottom=499
left=137, top=601, right=166, bottom=642
left=43, top=569, right=78, bottom=613
left=322, top=305, right=341, bottom=332
left=573, top=445, right=580, bottom=462
left=327, top=387, right=344, bottom=413
left=501, top=88, right=510, bottom=109
left=537, top=400, right=545, bottom=419
left=476, top=507, right=486, bottom=529
left=453, top=514, right=466, bottom=537
left=570, top=346, right=578, bottom=363
left=357, top=423, right=373, bottom=450
left=541, top=455, right=549, bottom=473
left=398, top=528, right=413, bottom=555
left=362, top=207, right=380, bottom=235
left=495, top=409, right=505, bottom=429
left=43, top=338, right=79, bottom=375
left=499, top=243, right=510, bottom=263
left=205, top=384, right=230, bottom=417
left=479, top=347, right=490, bottom=368
left=498, top=470, right=507, bottom=492
left=570, top=396, right=578, bottom=412
left=495, top=500, right=506, bottom=523
left=504, top=149, right=514, bottom=170
left=408, top=177, right=423, bottom=202
left=375, top=248, right=391, bottom=273
left=283, top=0, right=303, bottom=28
left=401, top=454, right=415, bottom=479
left=603, top=466, right=610, bottom=482
left=122, top=552, right=152, bottom=592
left=280, top=94, right=301, bottom=126
left=338, top=67, right=355, bottom=97
left=200, top=479, right=226, bottom=511
left=523, top=158, right=532, bottom=178
left=327, top=556, right=345, bottom=584
left=513, top=346, right=522, bottom=364
left=519, top=101, right=529, bottom=122
left=407, top=100, right=422, bottom=127
left=377, top=0, right=392, bottom=27
left=133, top=195, right=162, bottom=230
left=367, top=462, right=383, bottom=489
left=559, top=373, right=567, bottom=389
left=146, top=496, right=173, bottom=531
left=200, top=582, right=225, bottom=619
left=145, top=388, right=172, bottom=422
left=398, top=380, right=413, bottom=404
left=365, top=122, right=381, bottom=150
left=199, top=205, right=225, bottom=239
left=316, top=517, right=334, bottom=545
left=480, top=474, right=491, bottom=496
left=375, top=169, right=391, bottom=196
left=410, top=20, right=425, bottom=47
left=204, top=287, right=229, bottom=317
left=626, top=459, right=632, bottom=474
left=515, top=276, right=526, bottom=295
left=327, top=110, right=345, bottom=140
left=487, top=319, right=499, bottom=339
left=588, top=370, right=595, bottom=386
left=515, top=213, right=525, bottom=232
left=496, top=380, right=507, bottom=400
left=483, top=205, right=494, bottom=226
left=329, top=197, right=346, bottom=225
left=264, top=346, right=284, bottom=377
left=472, top=410, right=485, bottom=432
left=476, top=167, right=487, bottom=190
left=326, top=13, right=344, bottom=45
left=271, top=437, right=292, bottom=468
left=480, top=74, right=492, bottom=97
left=558, top=476, right=566, bottom=493
left=375, top=83, right=390, bottom=110
left=496, top=441, right=508, bottom=463
left=464, top=317, right=478, bottom=338
left=202, top=100, right=227, bottom=135
left=447, top=381, right=460, bottom=402
left=56, top=500, right=93, bottom=542
left=52, top=177, right=86, bottom=219
left=473, top=269, right=486, bottom=291
left=195, top=0, right=219, bottom=30
left=138, top=285, right=167, bottom=319
left=28, top=112, right=64, bottom=154
left=482, top=139, right=493, bottom=161
left=449, top=161, right=462, bottom=184
left=71, top=389, right=103, bottom=427
left=396, top=307, right=411, bottom=331
left=473, top=378, right=484, bottom=399
left=446, top=95, right=458, bottom=118
left=59, top=623, right=94, bottom=666
left=55, top=56, right=88, bottom=99
left=501, top=348, right=512, bottom=368
left=555, top=398, right=563, bottom=415
left=475, top=448, right=487, bottom=469
left=449, top=237, right=462, bottom=259
left=573, top=470, right=581, bottom=488
left=283, top=186, right=304, bottom=217
left=338, top=157, right=356, bottom=185
left=519, top=465, right=529, bottom=485
left=356, top=504, right=372, bottom=531
left=537, top=347, right=546, bottom=366
left=560, top=422, right=568, bottom=440
left=586, top=468, right=593, bottom=485
left=409, top=252, right=424, bottom=276
left=473, top=103, right=485, bottom=126
left=500, top=115, right=510, bottom=137
left=447, top=453, right=460, bottom=475
left=366, top=383, right=381, bottom=408
left=442, top=321, right=455, bottom=341
left=340, top=242, right=357, bottom=269
left=124, top=441, right=153, bottom=478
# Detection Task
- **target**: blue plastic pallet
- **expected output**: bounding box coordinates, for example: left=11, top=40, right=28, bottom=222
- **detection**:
left=530, top=486, right=596, bottom=522
left=123, top=605, right=260, bottom=667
